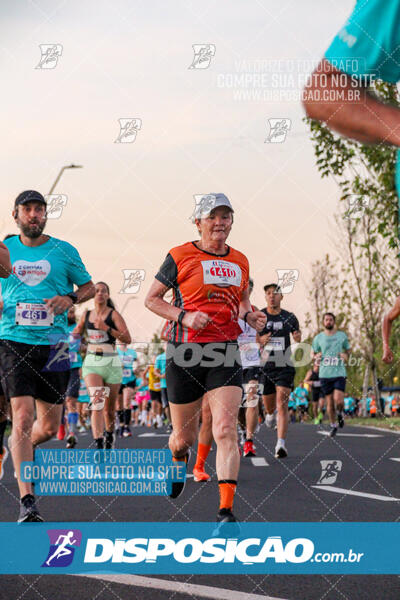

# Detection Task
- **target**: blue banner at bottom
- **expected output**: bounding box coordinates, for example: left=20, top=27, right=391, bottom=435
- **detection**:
left=1, top=522, right=398, bottom=574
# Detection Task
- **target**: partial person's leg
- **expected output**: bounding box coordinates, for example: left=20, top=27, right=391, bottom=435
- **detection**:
left=169, top=399, right=202, bottom=458
left=122, top=387, right=134, bottom=434
left=104, top=383, right=121, bottom=448
left=193, top=395, right=212, bottom=480
left=208, top=386, right=242, bottom=514
left=10, top=396, right=35, bottom=498
left=31, top=399, right=63, bottom=446
left=84, top=373, right=105, bottom=447
left=275, top=385, right=291, bottom=457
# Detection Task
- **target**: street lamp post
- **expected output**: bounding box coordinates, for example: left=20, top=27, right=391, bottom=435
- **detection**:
left=48, top=164, right=83, bottom=195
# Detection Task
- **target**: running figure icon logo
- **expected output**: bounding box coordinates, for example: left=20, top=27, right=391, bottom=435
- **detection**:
left=190, top=194, right=217, bottom=222
left=42, top=529, right=82, bottom=567
left=343, top=195, right=369, bottom=220
left=43, top=337, right=70, bottom=373
left=36, top=44, right=63, bottom=69
left=119, top=269, right=146, bottom=294
left=115, top=118, right=142, bottom=143
left=318, top=460, right=342, bottom=485
left=276, top=269, right=299, bottom=294
left=45, top=194, right=68, bottom=219
left=264, top=119, right=291, bottom=143
left=188, top=44, right=216, bottom=69
left=87, top=386, right=110, bottom=411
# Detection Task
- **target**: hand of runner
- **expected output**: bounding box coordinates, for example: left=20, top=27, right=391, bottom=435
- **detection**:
left=44, top=295, right=73, bottom=315
left=339, top=352, right=348, bottom=363
left=258, top=331, right=272, bottom=347
left=382, top=346, right=394, bottom=364
left=247, top=310, right=267, bottom=332
left=292, top=330, right=301, bottom=343
left=182, top=311, right=210, bottom=330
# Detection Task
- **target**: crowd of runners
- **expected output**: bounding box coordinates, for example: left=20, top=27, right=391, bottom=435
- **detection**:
left=0, top=189, right=399, bottom=530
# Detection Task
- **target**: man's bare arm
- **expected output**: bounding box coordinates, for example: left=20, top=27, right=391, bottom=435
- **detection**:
left=303, top=59, right=400, bottom=146
left=0, top=242, right=11, bottom=278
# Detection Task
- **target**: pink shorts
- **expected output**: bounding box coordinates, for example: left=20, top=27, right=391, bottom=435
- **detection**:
left=136, top=391, right=150, bottom=405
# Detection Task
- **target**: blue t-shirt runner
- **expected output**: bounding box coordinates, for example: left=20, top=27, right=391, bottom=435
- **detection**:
left=312, top=331, right=350, bottom=380
left=117, top=347, right=137, bottom=385
left=324, top=0, right=400, bottom=206
left=155, top=351, right=167, bottom=389
left=68, top=322, right=83, bottom=369
left=1, top=235, right=91, bottom=345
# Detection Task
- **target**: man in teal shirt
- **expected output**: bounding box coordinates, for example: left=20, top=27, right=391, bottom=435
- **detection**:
left=312, top=312, right=351, bottom=437
left=303, top=0, right=400, bottom=204
left=0, top=190, right=94, bottom=522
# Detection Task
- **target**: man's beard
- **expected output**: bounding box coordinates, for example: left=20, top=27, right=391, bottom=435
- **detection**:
left=19, top=220, right=46, bottom=238
left=325, top=323, right=334, bottom=330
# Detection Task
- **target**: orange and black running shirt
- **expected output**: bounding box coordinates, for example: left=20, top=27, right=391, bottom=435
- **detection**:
left=155, top=241, right=249, bottom=342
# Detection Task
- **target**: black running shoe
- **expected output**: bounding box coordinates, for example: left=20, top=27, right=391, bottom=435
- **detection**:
left=66, top=434, right=77, bottom=449
left=18, top=496, right=43, bottom=523
left=104, top=431, right=114, bottom=449
left=329, top=425, right=338, bottom=438
left=212, top=508, right=240, bottom=536
left=337, top=413, right=344, bottom=428
left=169, top=452, right=190, bottom=499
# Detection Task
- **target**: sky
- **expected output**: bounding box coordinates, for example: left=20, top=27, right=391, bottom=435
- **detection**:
left=0, top=0, right=355, bottom=343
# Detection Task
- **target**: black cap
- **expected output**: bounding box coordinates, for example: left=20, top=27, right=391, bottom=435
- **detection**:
left=14, top=190, right=46, bottom=209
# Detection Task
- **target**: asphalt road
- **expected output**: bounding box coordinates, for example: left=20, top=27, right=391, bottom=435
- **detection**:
left=1, top=421, right=400, bottom=600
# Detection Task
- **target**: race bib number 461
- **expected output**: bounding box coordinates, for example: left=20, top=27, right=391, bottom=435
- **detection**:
left=15, top=302, right=54, bottom=327
left=202, top=260, right=242, bottom=288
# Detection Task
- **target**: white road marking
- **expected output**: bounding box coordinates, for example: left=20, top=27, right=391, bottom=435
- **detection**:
left=312, top=485, right=399, bottom=501
left=389, top=458, right=400, bottom=462
left=317, top=431, right=382, bottom=438
left=76, top=574, right=287, bottom=600
left=251, top=457, right=269, bottom=467
left=139, top=433, right=170, bottom=437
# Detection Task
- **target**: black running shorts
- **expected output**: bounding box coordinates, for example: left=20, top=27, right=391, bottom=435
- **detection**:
left=150, top=390, right=162, bottom=402
left=66, top=367, right=80, bottom=398
left=166, top=341, right=243, bottom=405
left=262, top=366, right=295, bottom=395
left=243, top=366, right=262, bottom=384
left=0, top=340, right=69, bottom=405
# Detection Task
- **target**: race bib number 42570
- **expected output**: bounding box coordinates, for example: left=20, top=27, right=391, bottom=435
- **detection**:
left=201, top=260, right=242, bottom=288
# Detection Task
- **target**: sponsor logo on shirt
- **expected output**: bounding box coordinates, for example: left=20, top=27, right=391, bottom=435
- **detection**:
left=202, top=260, right=242, bottom=287
left=12, top=260, right=51, bottom=287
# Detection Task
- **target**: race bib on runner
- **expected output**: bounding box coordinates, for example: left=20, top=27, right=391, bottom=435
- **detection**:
left=264, top=337, right=285, bottom=351
left=15, top=302, right=54, bottom=327
left=201, top=260, right=242, bottom=288
left=69, top=351, right=78, bottom=364
left=123, top=368, right=131, bottom=378
left=87, top=328, right=108, bottom=344
left=153, top=382, right=161, bottom=391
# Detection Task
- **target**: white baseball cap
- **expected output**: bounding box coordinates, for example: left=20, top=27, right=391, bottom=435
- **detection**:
left=192, top=193, right=234, bottom=222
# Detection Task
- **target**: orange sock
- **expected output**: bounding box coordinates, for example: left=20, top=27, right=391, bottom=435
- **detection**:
left=194, top=443, right=211, bottom=471
left=218, top=480, right=237, bottom=511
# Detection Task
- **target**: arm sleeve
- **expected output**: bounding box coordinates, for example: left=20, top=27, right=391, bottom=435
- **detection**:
left=65, top=243, right=92, bottom=286
left=324, top=0, right=400, bottom=82
left=311, top=336, right=320, bottom=353
left=155, top=253, right=178, bottom=289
